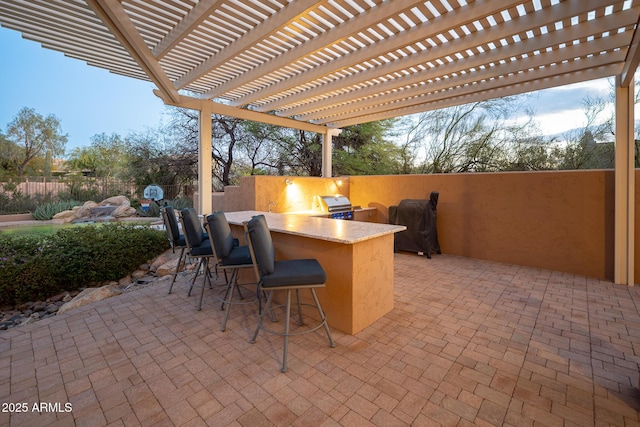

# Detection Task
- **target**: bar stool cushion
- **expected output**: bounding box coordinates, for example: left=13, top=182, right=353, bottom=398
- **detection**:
left=181, top=208, right=212, bottom=257
left=222, top=245, right=253, bottom=266
left=174, top=235, right=187, bottom=247
left=261, top=259, right=327, bottom=288
left=189, top=237, right=212, bottom=256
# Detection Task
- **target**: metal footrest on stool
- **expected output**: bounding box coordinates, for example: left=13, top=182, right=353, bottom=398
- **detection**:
left=250, top=286, right=335, bottom=373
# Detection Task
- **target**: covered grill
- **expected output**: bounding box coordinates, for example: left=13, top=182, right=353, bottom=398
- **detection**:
left=319, top=195, right=359, bottom=220
left=389, top=192, right=441, bottom=258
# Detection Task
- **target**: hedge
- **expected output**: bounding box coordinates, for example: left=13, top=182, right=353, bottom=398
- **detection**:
left=0, top=223, right=170, bottom=306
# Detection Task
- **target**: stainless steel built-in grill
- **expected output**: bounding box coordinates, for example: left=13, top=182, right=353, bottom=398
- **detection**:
left=320, top=195, right=359, bottom=220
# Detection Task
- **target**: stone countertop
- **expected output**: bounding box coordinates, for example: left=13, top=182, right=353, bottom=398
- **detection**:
left=224, top=210, right=405, bottom=244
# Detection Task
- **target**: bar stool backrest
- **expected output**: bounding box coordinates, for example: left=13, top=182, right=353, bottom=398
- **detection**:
left=161, top=206, right=183, bottom=248
left=180, top=208, right=205, bottom=249
left=206, top=211, right=234, bottom=260
left=244, top=214, right=275, bottom=277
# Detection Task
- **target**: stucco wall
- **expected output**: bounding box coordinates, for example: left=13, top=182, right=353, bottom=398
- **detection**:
left=350, top=171, right=617, bottom=282
left=204, top=170, right=640, bottom=283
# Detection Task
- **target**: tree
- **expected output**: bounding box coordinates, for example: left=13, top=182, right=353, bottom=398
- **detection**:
left=168, top=108, right=245, bottom=190
left=238, top=121, right=284, bottom=176
left=405, top=100, right=513, bottom=173
left=331, top=120, right=403, bottom=175
left=66, top=133, right=130, bottom=178
left=4, top=107, right=67, bottom=176
left=276, top=130, right=324, bottom=176
left=558, top=95, right=614, bottom=170
left=0, top=133, right=20, bottom=177
left=125, top=128, right=198, bottom=199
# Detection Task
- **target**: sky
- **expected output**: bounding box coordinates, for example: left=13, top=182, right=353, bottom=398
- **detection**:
left=0, top=27, right=167, bottom=153
left=0, top=26, right=617, bottom=155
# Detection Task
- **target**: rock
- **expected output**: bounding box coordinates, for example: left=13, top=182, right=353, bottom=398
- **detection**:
left=131, top=269, right=147, bottom=279
left=62, top=293, right=72, bottom=302
left=52, top=196, right=139, bottom=223
left=100, top=195, right=130, bottom=206
left=113, top=206, right=137, bottom=218
left=48, top=293, right=67, bottom=303
left=20, top=317, right=38, bottom=326
left=58, top=285, right=122, bottom=315
left=150, top=252, right=174, bottom=272
left=46, top=304, right=59, bottom=314
left=156, top=258, right=182, bottom=277
left=52, top=210, right=76, bottom=221
left=33, top=301, right=47, bottom=312
left=8, top=314, right=22, bottom=323
left=89, top=205, right=117, bottom=217
left=118, top=275, right=132, bottom=287
left=73, top=201, right=99, bottom=220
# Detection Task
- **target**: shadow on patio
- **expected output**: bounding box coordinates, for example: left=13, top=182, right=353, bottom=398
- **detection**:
left=1, top=253, right=639, bottom=426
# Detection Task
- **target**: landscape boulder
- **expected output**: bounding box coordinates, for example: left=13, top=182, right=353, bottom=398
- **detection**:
left=53, top=196, right=138, bottom=223
left=58, top=286, right=122, bottom=314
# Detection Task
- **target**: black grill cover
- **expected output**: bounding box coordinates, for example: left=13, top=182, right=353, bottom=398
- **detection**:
left=389, top=192, right=440, bottom=258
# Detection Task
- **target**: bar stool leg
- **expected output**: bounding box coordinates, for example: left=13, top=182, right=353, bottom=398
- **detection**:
left=311, top=288, right=336, bottom=348
left=250, top=290, right=274, bottom=344
left=295, top=289, right=304, bottom=326
left=282, top=289, right=292, bottom=373
left=168, top=247, right=185, bottom=294
left=188, top=259, right=203, bottom=296
left=221, top=269, right=239, bottom=332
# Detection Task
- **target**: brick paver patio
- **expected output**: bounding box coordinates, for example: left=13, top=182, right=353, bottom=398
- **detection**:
left=1, top=253, right=639, bottom=426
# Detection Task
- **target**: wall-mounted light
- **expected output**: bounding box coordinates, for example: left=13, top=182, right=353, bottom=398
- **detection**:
left=285, top=179, right=293, bottom=185
left=335, top=179, right=343, bottom=187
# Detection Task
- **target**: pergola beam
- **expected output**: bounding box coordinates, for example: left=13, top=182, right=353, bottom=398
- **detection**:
left=326, top=63, right=622, bottom=128
left=620, top=14, right=640, bottom=87
left=258, top=0, right=616, bottom=115
left=176, top=0, right=321, bottom=90
left=152, top=0, right=225, bottom=59
left=284, top=10, right=636, bottom=120
left=231, top=0, right=586, bottom=109
left=154, top=91, right=332, bottom=134
left=86, top=0, right=180, bottom=103
left=203, top=0, right=428, bottom=100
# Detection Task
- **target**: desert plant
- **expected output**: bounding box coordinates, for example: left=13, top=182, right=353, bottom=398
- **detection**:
left=32, top=200, right=82, bottom=220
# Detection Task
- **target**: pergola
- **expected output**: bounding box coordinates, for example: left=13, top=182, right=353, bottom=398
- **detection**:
left=1, top=0, right=639, bottom=285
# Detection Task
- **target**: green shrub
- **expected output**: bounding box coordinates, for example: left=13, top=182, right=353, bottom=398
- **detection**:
left=32, top=200, right=82, bottom=220
left=0, top=223, right=170, bottom=306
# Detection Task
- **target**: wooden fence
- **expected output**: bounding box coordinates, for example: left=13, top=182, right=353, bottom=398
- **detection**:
left=0, top=176, right=193, bottom=214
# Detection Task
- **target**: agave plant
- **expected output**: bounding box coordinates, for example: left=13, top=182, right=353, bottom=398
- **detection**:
left=32, top=200, right=82, bottom=220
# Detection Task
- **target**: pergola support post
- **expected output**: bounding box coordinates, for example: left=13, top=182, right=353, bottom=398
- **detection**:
left=614, top=75, right=635, bottom=286
left=198, top=105, right=213, bottom=216
left=322, top=128, right=342, bottom=178
left=322, top=132, right=332, bottom=178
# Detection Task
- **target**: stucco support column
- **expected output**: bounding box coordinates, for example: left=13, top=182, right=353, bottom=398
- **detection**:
left=614, top=76, right=635, bottom=286
left=322, top=128, right=342, bottom=178
left=198, top=105, right=213, bottom=216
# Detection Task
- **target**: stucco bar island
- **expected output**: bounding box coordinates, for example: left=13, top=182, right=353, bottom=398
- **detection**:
left=225, top=211, right=406, bottom=335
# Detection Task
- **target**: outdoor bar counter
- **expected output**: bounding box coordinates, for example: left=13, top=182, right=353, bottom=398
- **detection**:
left=225, top=211, right=406, bottom=335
